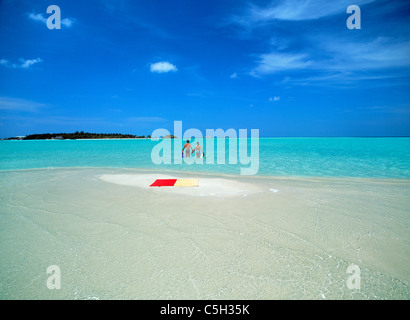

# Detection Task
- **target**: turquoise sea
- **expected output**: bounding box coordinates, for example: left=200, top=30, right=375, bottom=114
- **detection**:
left=1, top=138, right=409, bottom=178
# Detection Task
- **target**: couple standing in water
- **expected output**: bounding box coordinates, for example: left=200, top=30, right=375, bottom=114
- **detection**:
left=182, top=140, right=204, bottom=159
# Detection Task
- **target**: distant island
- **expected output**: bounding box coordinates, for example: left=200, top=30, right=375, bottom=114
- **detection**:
left=5, top=131, right=151, bottom=140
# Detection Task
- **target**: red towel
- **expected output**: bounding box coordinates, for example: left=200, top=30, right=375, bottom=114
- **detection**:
left=149, top=179, right=177, bottom=187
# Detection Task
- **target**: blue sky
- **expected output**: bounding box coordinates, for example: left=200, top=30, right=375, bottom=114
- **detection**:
left=0, top=0, right=409, bottom=138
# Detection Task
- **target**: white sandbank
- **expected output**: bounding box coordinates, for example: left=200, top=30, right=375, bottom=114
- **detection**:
left=99, top=173, right=264, bottom=197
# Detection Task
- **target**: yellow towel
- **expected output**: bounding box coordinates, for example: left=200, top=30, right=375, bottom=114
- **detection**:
left=174, top=179, right=199, bottom=187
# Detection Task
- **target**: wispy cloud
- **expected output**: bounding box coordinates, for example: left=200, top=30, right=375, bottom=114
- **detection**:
left=251, top=52, right=312, bottom=76
left=99, top=0, right=127, bottom=13
left=28, top=12, right=75, bottom=28
left=318, top=37, right=410, bottom=71
left=61, top=18, right=75, bottom=27
left=0, top=114, right=167, bottom=127
left=279, top=72, right=409, bottom=89
left=0, top=58, right=43, bottom=69
left=21, top=58, right=43, bottom=69
left=150, top=61, right=178, bottom=73
left=28, top=13, right=47, bottom=24
left=250, top=36, right=410, bottom=79
left=230, top=0, right=374, bottom=26
left=269, top=96, right=280, bottom=102
left=0, top=97, right=48, bottom=112
left=126, top=116, right=167, bottom=123
left=0, top=115, right=112, bottom=128
left=186, top=92, right=206, bottom=98
left=227, top=1, right=410, bottom=83
left=230, top=72, right=238, bottom=79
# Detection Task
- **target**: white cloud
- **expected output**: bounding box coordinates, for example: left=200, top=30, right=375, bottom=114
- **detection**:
left=269, top=96, right=280, bottom=102
left=234, top=0, right=374, bottom=25
left=150, top=61, right=178, bottom=73
left=318, top=37, right=410, bottom=71
left=61, top=18, right=75, bottom=27
left=0, top=58, right=43, bottom=69
left=251, top=52, right=311, bottom=76
left=0, top=97, right=48, bottom=112
left=227, top=1, right=409, bottom=86
left=230, top=72, right=238, bottom=79
left=28, top=13, right=47, bottom=24
left=28, top=12, right=75, bottom=28
left=20, top=58, right=43, bottom=69
left=250, top=37, right=410, bottom=78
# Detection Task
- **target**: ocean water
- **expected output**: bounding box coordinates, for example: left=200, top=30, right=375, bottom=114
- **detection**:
left=0, top=138, right=409, bottom=178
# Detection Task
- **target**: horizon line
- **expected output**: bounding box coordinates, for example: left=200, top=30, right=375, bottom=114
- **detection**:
left=2, top=133, right=410, bottom=140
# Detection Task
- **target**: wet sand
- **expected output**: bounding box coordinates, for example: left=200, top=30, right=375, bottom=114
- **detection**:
left=0, top=168, right=409, bottom=299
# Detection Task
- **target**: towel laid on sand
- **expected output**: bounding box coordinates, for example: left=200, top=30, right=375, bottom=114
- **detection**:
left=174, top=179, right=199, bottom=187
left=149, top=179, right=177, bottom=187
left=149, top=179, right=199, bottom=187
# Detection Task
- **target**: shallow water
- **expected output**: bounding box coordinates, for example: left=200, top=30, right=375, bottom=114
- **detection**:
left=1, top=168, right=408, bottom=299
left=1, top=138, right=410, bottom=178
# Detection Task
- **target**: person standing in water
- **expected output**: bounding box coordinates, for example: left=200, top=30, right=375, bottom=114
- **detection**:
left=194, top=141, right=204, bottom=159
left=182, top=140, right=193, bottom=158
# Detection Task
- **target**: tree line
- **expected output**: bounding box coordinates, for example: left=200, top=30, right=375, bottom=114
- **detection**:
left=6, top=131, right=151, bottom=140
